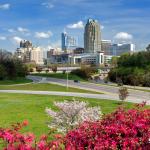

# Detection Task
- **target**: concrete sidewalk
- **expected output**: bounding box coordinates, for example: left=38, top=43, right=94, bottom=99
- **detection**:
left=0, top=90, right=149, bottom=105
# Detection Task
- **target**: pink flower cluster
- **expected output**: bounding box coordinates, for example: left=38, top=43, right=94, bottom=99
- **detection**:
left=0, top=120, right=63, bottom=150
left=65, top=104, right=150, bottom=149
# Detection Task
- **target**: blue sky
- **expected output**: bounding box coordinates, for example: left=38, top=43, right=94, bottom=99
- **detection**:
left=0, top=0, right=150, bottom=51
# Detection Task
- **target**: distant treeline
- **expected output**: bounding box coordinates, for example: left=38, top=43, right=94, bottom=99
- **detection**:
left=0, top=50, right=27, bottom=80
left=109, top=51, right=150, bottom=87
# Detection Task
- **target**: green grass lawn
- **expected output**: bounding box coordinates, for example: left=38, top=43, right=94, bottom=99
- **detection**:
left=0, top=83, right=102, bottom=94
left=0, top=77, right=32, bottom=85
left=0, top=93, right=137, bottom=138
left=32, top=73, right=87, bottom=81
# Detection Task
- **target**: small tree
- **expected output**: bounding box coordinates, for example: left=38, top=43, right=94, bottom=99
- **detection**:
left=116, top=77, right=123, bottom=86
left=36, top=67, right=42, bottom=73
left=45, top=69, right=49, bottom=74
left=46, top=100, right=102, bottom=133
left=52, top=66, right=57, bottom=73
left=146, top=44, right=150, bottom=51
left=63, top=70, right=66, bottom=74
left=118, top=86, right=129, bottom=104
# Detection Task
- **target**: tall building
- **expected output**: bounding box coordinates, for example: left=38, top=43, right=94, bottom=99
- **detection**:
left=84, top=19, right=101, bottom=53
left=20, top=40, right=32, bottom=48
left=30, top=47, right=45, bottom=65
left=110, top=43, right=135, bottom=56
left=15, top=40, right=45, bottom=65
left=101, top=40, right=112, bottom=55
left=61, top=32, right=77, bottom=51
left=61, top=32, right=67, bottom=51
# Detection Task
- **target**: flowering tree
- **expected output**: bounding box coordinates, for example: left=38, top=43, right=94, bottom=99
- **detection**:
left=45, top=100, right=102, bottom=133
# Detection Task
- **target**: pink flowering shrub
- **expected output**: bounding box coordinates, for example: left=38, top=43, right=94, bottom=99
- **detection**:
left=0, top=121, right=64, bottom=150
left=65, top=103, right=150, bottom=149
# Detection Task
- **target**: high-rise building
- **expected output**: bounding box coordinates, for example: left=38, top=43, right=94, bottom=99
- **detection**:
left=30, top=47, right=44, bottom=65
left=15, top=40, right=45, bottom=65
left=61, top=32, right=67, bottom=51
left=110, top=43, right=135, bottom=56
left=15, top=40, right=32, bottom=62
left=20, top=40, right=32, bottom=48
left=61, top=32, right=77, bottom=51
left=84, top=19, right=101, bottom=53
left=101, top=40, right=112, bottom=55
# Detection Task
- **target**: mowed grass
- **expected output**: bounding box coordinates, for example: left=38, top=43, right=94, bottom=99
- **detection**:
left=0, top=83, right=102, bottom=94
left=32, top=73, right=87, bottom=81
left=0, top=93, right=137, bottom=138
left=0, top=77, right=32, bottom=85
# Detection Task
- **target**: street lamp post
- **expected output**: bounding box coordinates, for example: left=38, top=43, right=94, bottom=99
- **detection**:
left=66, top=59, right=69, bottom=91
left=67, top=68, right=68, bottom=90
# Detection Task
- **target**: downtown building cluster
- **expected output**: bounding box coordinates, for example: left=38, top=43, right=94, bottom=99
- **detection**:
left=14, top=19, right=135, bottom=66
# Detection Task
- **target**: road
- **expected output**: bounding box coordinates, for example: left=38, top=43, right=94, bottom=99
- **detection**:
left=0, top=90, right=118, bottom=101
left=26, top=75, right=150, bottom=105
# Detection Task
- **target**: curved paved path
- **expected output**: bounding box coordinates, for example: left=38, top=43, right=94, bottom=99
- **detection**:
left=0, top=90, right=149, bottom=105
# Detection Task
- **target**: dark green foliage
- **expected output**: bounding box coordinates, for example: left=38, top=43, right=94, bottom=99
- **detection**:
left=71, top=67, right=97, bottom=79
left=0, top=65, right=6, bottom=80
left=51, top=66, right=57, bottom=73
left=146, top=44, right=150, bottom=51
left=0, top=50, right=28, bottom=80
left=109, top=51, right=150, bottom=86
left=36, top=67, right=42, bottom=73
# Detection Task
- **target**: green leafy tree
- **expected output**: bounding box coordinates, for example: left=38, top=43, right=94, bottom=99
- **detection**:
left=0, top=65, right=6, bottom=80
left=36, top=67, right=42, bottom=73
left=111, top=56, right=118, bottom=67
left=52, top=66, right=57, bottom=73
left=146, top=44, right=150, bottom=51
left=71, top=67, right=97, bottom=79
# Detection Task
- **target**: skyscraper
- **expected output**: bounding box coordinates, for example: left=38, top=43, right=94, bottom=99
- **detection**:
left=101, top=40, right=112, bottom=55
left=61, top=32, right=67, bottom=51
left=84, top=19, right=101, bottom=53
left=61, top=32, right=77, bottom=51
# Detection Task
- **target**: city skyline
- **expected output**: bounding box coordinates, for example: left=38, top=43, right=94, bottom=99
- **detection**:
left=0, top=0, right=150, bottom=51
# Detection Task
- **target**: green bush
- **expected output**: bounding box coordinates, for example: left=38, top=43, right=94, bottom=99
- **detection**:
left=71, top=67, right=97, bottom=79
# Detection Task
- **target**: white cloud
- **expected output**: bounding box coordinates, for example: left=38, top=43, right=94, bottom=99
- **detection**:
left=0, top=36, right=6, bottom=40
left=101, top=25, right=104, bottom=30
left=114, top=32, right=133, bottom=40
left=0, top=3, right=10, bottom=10
left=17, top=27, right=29, bottom=33
left=42, top=2, right=54, bottom=9
left=35, top=31, right=52, bottom=39
left=12, top=36, right=23, bottom=44
left=8, top=29, right=15, bottom=33
left=67, top=21, right=84, bottom=29
left=8, top=27, right=30, bottom=36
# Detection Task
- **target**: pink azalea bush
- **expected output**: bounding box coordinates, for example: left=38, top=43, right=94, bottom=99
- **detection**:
left=0, top=121, right=64, bottom=150
left=65, top=103, right=150, bottom=149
